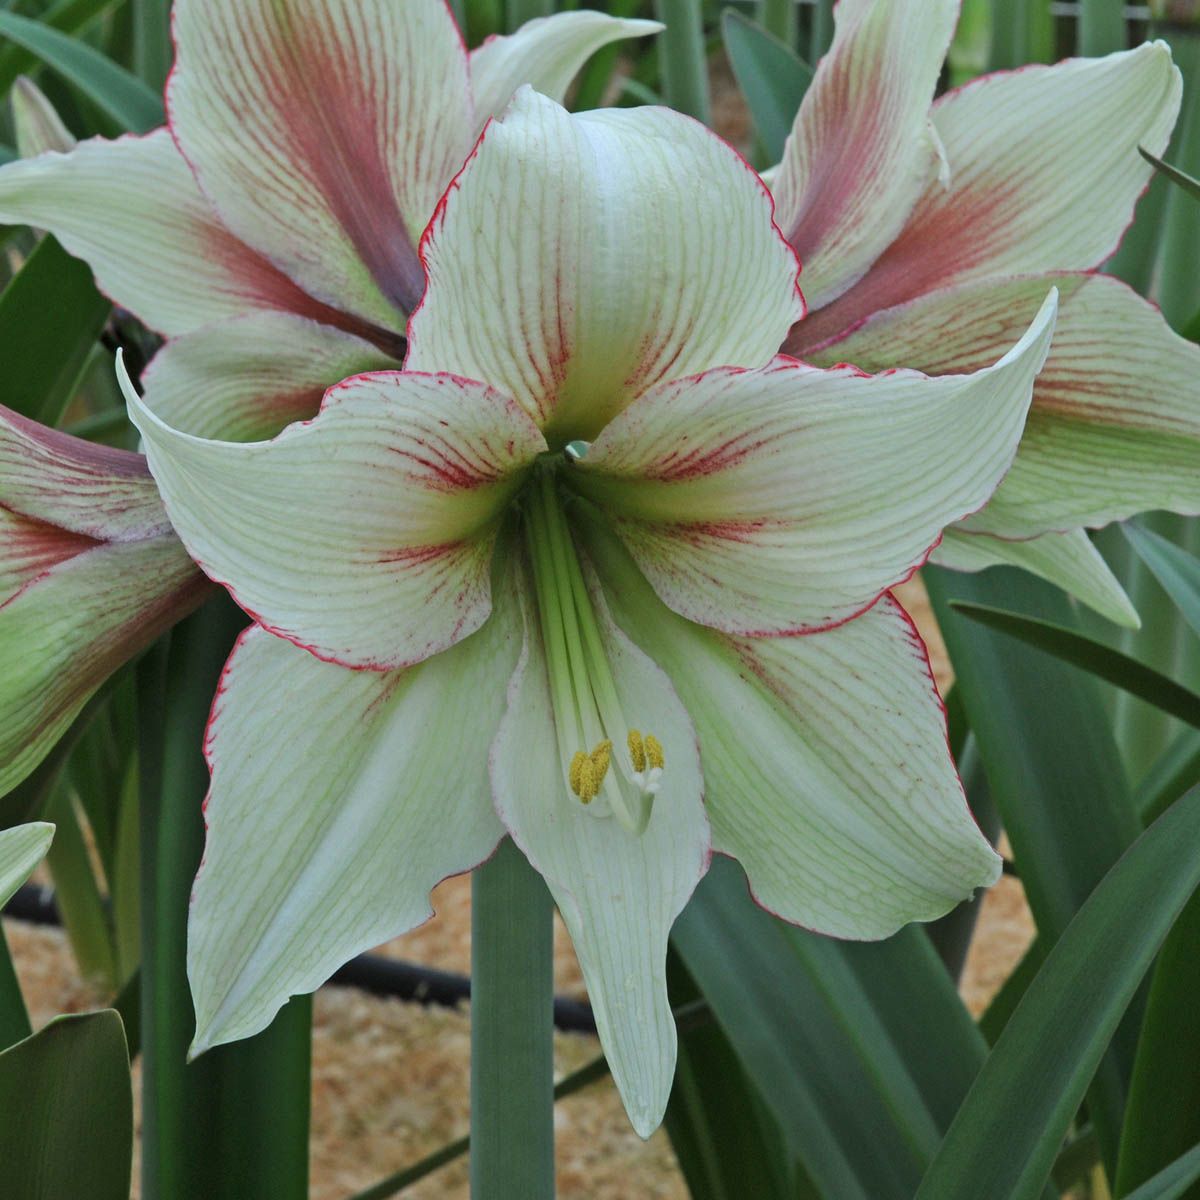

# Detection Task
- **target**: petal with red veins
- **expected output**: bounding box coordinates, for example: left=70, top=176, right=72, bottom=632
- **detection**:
left=931, top=527, right=1139, bottom=630
left=123, top=365, right=546, bottom=671
left=568, top=292, right=1056, bottom=637
left=490, top=557, right=709, bottom=1137
left=142, top=313, right=399, bottom=442
left=0, top=535, right=212, bottom=795
left=468, top=12, right=661, bottom=135
left=579, top=516, right=1000, bottom=941
left=189, top=586, right=521, bottom=1054
left=792, top=42, right=1181, bottom=351
left=0, top=130, right=346, bottom=337
left=168, top=0, right=473, bottom=329
left=0, top=507, right=99, bottom=601
left=407, top=87, right=803, bottom=444
left=812, top=272, right=1200, bottom=538
left=0, top=404, right=168, bottom=540
left=771, top=0, right=957, bottom=309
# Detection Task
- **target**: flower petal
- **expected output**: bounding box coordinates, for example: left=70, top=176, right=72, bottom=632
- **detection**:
left=141, top=313, right=399, bottom=442
left=189, top=595, right=521, bottom=1053
left=771, top=0, right=957, bottom=309
left=0, top=535, right=211, bottom=795
left=0, top=130, right=350, bottom=337
left=168, top=0, right=473, bottom=329
left=406, top=87, right=803, bottom=443
left=469, top=12, right=662, bottom=134
left=791, top=42, right=1181, bottom=351
left=0, top=823, right=55, bottom=908
left=489, top=557, right=709, bottom=1137
left=11, top=76, right=75, bottom=157
left=0, top=507, right=98, bottom=601
left=123, top=364, right=546, bottom=670
left=0, top=404, right=167, bottom=541
left=931, top=527, right=1140, bottom=629
left=569, top=291, right=1056, bottom=637
left=813, top=272, right=1200, bottom=538
left=579, top=516, right=1000, bottom=940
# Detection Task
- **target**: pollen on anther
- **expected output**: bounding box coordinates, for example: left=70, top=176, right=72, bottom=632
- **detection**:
left=628, top=729, right=646, bottom=773
left=645, top=734, right=664, bottom=770
left=569, top=740, right=613, bottom=804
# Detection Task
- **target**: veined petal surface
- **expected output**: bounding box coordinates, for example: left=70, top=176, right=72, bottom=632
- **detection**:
left=468, top=12, right=662, bottom=134
left=142, top=313, right=399, bottom=441
left=0, top=823, right=55, bottom=908
left=0, top=131, right=341, bottom=337
left=931, top=527, right=1140, bottom=629
left=816, top=273, right=1200, bottom=537
left=0, top=506, right=97, bottom=601
left=407, top=87, right=803, bottom=444
left=490, top=561, right=709, bottom=1137
left=570, top=292, right=1056, bottom=636
left=124, top=367, right=546, bottom=670
left=168, top=0, right=473, bottom=328
left=0, top=405, right=168, bottom=541
left=0, top=535, right=211, bottom=795
left=189, top=593, right=520, bottom=1053
left=581, top=517, right=999, bottom=939
left=771, top=0, right=957, bottom=309
left=791, top=42, right=1181, bottom=350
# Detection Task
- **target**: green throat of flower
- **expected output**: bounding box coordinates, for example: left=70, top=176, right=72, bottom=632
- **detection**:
left=523, top=464, right=664, bottom=837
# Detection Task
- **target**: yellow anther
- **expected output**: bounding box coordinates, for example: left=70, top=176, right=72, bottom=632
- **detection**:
left=569, top=751, right=588, bottom=798
left=628, top=729, right=646, bottom=773
left=645, top=734, right=664, bottom=770
left=569, top=740, right=613, bottom=805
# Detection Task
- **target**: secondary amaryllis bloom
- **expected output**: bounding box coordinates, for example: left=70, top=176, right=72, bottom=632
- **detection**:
left=0, top=0, right=658, bottom=440
left=123, top=89, right=1057, bottom=1134
left=0, top=408, right=212, bottom=793
left=773, top=0, right=1200, bottom=626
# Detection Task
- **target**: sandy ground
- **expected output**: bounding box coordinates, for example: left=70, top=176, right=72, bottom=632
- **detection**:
left=3, top=576, right=1037, bottom=1199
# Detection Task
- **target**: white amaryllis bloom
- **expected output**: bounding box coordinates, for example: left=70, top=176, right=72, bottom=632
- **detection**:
left=0, top=0, right=659, bottom=439
left=123, top=89, right=1057, bottom=1134
left=773, top=0, right=1195, bottom=627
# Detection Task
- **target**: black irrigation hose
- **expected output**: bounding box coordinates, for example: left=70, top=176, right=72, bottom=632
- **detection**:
left=3, top=883, right=598, bottom=1035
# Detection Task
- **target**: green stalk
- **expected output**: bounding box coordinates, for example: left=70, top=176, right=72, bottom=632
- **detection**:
left=132, top=0, right=171, bottom=93
left=0, top=924, right=31, bottom=1051
left=138, top=597, right=311, bottom=1200
left=758, top=0, right=796, bottom=50
left=1077, top=0, right=1127, bottom=55
left=470, top=836, right=555, bottom=1200
left=809, top=0, right=833, bottom=61
left=505, top=0, right=552, bottom=30
left=652, top=0, right=710, bottom=123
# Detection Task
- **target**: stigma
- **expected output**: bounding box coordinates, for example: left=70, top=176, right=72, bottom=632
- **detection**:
left=524, top=466, right=665, bottom=836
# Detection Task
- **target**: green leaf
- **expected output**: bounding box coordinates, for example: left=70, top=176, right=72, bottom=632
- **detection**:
left=1124, top=521, right=1200, bottom=642
left=1140, top=147, right=1200, bottom=202
left=925, top=566, right=1142, bottom=1175
left=0, top=821, right=55, bottom=1048
left=0, top=10, right=163, bottom=132
left=652, top=0, right=709, bottom=123
left=913, top=784, right=1200, bottom=1200
left=673, top=858, right=990, bottom=1199
left=0, top=1010, right=133, bottom=1200
left=721, top=9, right=812, bottom=162
left=131, top=0, right=171, bottom=90
left=949, top=601, right=1200, bottom=731
left=0, top=0, right=127, bottom=100
left=0, top=233, right=110, bottom=425
left=1078, top=0, right=1128, bottom=55
left=1123, top=1142, right=1200, bottom=1200
left=1135, top=728, right=1200, bottom=823
left=469, top=836, right=555, bottom=1200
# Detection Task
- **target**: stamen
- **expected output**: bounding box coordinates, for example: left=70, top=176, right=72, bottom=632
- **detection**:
left=568, top=740, right=612, bottom=804
left=628, top=729, right=646, bottom=773
left=645, top=734, right=664, bottom=770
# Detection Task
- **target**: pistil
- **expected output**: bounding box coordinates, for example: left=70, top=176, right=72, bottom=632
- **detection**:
left=523, top=466, right=663, bottom=835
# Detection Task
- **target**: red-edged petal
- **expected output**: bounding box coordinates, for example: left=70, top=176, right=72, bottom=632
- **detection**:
left=790, top=42, right=1180, bottom=351
left=168, top=0, right=474, bottom=329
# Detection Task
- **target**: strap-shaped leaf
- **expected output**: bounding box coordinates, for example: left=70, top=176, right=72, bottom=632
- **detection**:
left=1124, top=520, right=1200, bottom=641
left=913, top=784, right=1200, bottom=1200
left=0, top=1010, right=132, bottom=1200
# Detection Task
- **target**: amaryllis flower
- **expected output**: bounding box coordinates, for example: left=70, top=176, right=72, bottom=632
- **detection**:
left=0, top=409, right=211, bottom=793
left=772, top=0, right=1197, bottom=626
left=0, top=0, right=659, bottom=440
left=0, top=0, right=656, bottom=794
left=122, top=89, right=1057, bottom=1134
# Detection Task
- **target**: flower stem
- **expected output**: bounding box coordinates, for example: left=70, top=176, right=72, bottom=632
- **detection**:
left=470, top=836, right=555, bottom=1200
